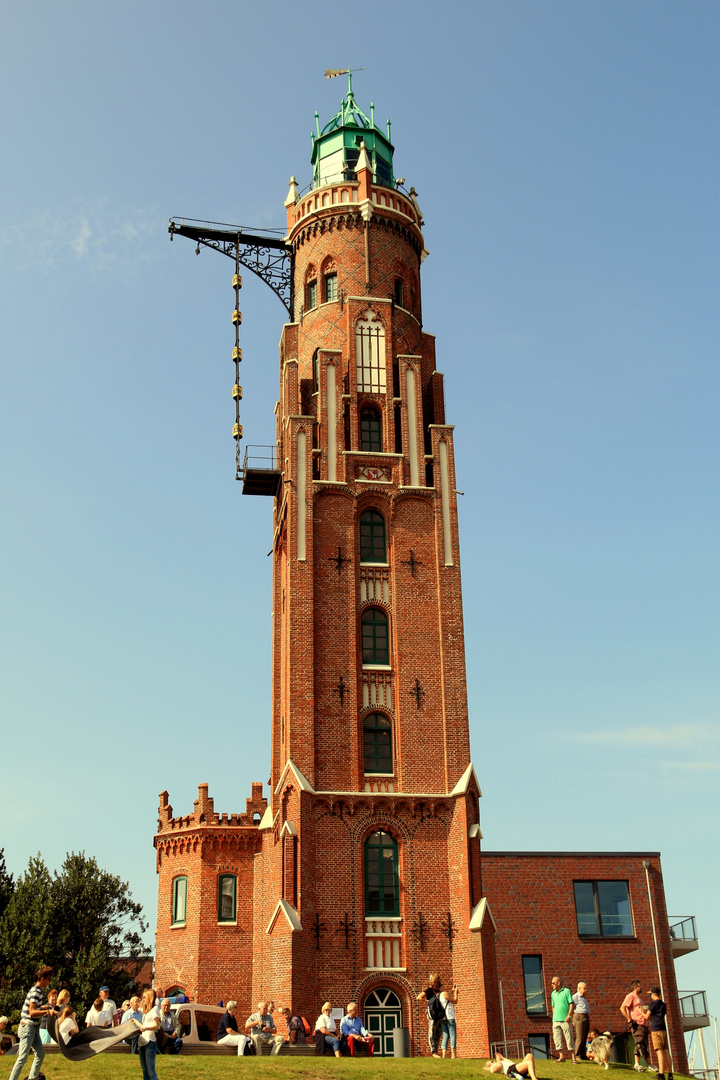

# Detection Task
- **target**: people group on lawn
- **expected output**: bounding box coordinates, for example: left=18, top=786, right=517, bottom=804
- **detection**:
left=4, top=963, right=673, bottom=1078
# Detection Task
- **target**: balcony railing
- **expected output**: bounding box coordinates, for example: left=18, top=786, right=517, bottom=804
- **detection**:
left=239, top=445, right=282, bottom=497
left=669, top=915, right=699, bottom=958
left=679, top=991, right=710, bottom=1031
left=365, top=917, right=403, bottom=970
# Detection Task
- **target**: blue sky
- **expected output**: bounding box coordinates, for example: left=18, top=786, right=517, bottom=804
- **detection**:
left=1, top=0, right=718, bottom=1062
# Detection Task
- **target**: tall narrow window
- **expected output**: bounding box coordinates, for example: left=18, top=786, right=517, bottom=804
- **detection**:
left=362, top=608, right=389, bottom=665
left=356, top=311, right=386, bottom=392
left=363, top=713, right=393, bottom=773
left=172, top=876, right=187, bottom=926
left=360, top=409, right=383, bottom=452
left=359, top=510, right=386, bottom=563
left=365, top=831, right=399, bottom=915
left=324, top=272, right=338, bottom=302
left=522, top=955, right=546, bottom=1015
left=312, top=348, right=319, bottom=392
left=218, top=874, right=237, bottom=922
left=307, top=278, right=317, bottom=310
left=394, top=278, right=403, bottom=306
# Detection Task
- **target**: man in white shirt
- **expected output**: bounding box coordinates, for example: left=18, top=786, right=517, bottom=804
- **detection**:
left=99, top=987, right=117, bottom=1023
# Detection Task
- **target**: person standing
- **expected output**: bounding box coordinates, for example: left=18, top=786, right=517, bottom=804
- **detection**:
left=124, top=996, right=143, bottom=1054
left=136, top=987, right=161, bottom=1080
left=8, top=964, right=56, bottom=1080
left=643, top=987, right=673, bottom=1080
left=550, top=976, right=577, bottom=1063
left=99, top=986, right=117, bottom=1024
left=572, top=981, right=591, bottom=1060
left=416, top=973, right=445, bottom=1058
left=621, top=980, right=655, bottom=1072
left=440, top=984, right=459, bottom=1058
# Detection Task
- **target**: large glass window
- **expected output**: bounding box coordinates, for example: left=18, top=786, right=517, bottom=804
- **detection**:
left=359, top=510, right=386, bottom=563
left=522, top=955, right=546, bottom=1015
left=574, top=880, right=633, bottom=937
left=360, top=409, right=383, bottom=452
left=218, top=874, right=236, bottom=922
left=365, top=831, right=399, bottom=915
left=172, top=876, right=187, bottom=926
left=356, top=312, right=386, bottom=392
left=362, top=608, right=389, bottom=665
left=364, top=713, right=393, bottom=773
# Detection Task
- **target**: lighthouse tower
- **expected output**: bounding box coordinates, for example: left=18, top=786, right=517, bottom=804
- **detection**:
left=154, top=81, right=500, bottom=1057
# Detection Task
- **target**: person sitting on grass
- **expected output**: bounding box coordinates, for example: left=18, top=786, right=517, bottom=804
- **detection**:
left=486, top=1051, right=540, bottom=1080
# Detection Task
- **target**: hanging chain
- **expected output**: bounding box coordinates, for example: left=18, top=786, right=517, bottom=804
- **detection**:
left=232, top=243, right=243, bottom=478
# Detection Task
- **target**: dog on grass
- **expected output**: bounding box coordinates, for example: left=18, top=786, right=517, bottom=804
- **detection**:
left=587, top=1031, right=615, bottom=1069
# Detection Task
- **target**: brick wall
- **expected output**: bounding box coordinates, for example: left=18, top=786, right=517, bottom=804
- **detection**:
left=482, top=852, right=688, bottom=1073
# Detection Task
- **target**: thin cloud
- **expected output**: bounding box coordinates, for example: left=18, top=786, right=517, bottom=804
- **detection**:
left=569, top=722, right=718, bottom=748
left=1, top=202, right=161, bottom=272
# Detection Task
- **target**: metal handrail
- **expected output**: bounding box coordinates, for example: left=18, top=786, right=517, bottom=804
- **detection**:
left=669, top=916, right=698, bottom=940
left=679, top=991, right=708, bottom=1017
left=242, top=445, right=278, bottom=472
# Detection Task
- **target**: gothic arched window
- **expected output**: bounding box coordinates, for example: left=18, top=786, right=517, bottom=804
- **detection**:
left=364, top=831, right=399, bottom=915
left=363, top=713, right=393, bottom=774
left=360, top=408, right=383, bottom=452
left=362, top=608, right=389, bottom=665
left=359, top=510, right=386, bottom=564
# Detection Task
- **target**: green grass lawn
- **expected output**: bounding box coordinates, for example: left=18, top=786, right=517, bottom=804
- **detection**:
left=13, top=1059, right=690, bottom=1080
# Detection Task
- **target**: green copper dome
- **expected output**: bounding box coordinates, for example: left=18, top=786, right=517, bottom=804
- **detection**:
left=311, top=75, right=395, bottom=189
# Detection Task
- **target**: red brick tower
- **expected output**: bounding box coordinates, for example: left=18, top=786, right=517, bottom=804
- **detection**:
left=155, top=79, right=500, bottom=1056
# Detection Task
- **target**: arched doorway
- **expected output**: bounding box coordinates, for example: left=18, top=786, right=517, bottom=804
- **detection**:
left=363, top=987, right=402, bottom=1057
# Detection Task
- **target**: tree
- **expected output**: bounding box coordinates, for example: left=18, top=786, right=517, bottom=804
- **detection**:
left=0, top=849, right=13, bottom=920
left=0, top=854, right=52, bottom=1017
left=48, top=852, right=151, bottom=1008
left=0, top=851, right=150, bottom=1017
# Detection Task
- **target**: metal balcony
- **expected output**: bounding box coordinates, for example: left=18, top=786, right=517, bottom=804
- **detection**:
left=669, top=915, right=699, bottom=958
left=239, top=445, right=282, bottom=497
left=679, top=991, right=710, bottom=1031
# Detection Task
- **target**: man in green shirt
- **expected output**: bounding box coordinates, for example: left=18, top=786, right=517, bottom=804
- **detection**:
left=551, top=976, right=577, bottom=1063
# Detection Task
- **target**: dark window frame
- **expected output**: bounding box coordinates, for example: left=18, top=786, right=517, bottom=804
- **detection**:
left=362, top=607, right=389, bottom=665
left=364, top=830, right=400, bottom=915
left=522, top=954, right=547, bottom=1015
left=573, top=879, right=634, bottom=938
left=217, top=873, right=237, bottom=923
left=363, top=712, right=393, bottom=774
left=307, top=278, right=317, bottom=310
left=360, top=408, right=383, bottom=452
left=172, top=875, right=188, bottom=926
left=359, top=509, right=387, bottom=564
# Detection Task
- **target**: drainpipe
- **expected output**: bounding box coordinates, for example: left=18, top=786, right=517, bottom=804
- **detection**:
left=498, top=978, right=507, bottom=1047
left=643, top=859, right=669, bottom=1065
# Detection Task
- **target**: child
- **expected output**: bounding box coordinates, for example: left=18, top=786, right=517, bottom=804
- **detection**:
left=643, top=987, right=673, bottom=1080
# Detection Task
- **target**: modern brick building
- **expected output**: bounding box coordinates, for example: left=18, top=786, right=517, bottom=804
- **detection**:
left=154, top=80, right=693, bottom=1068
